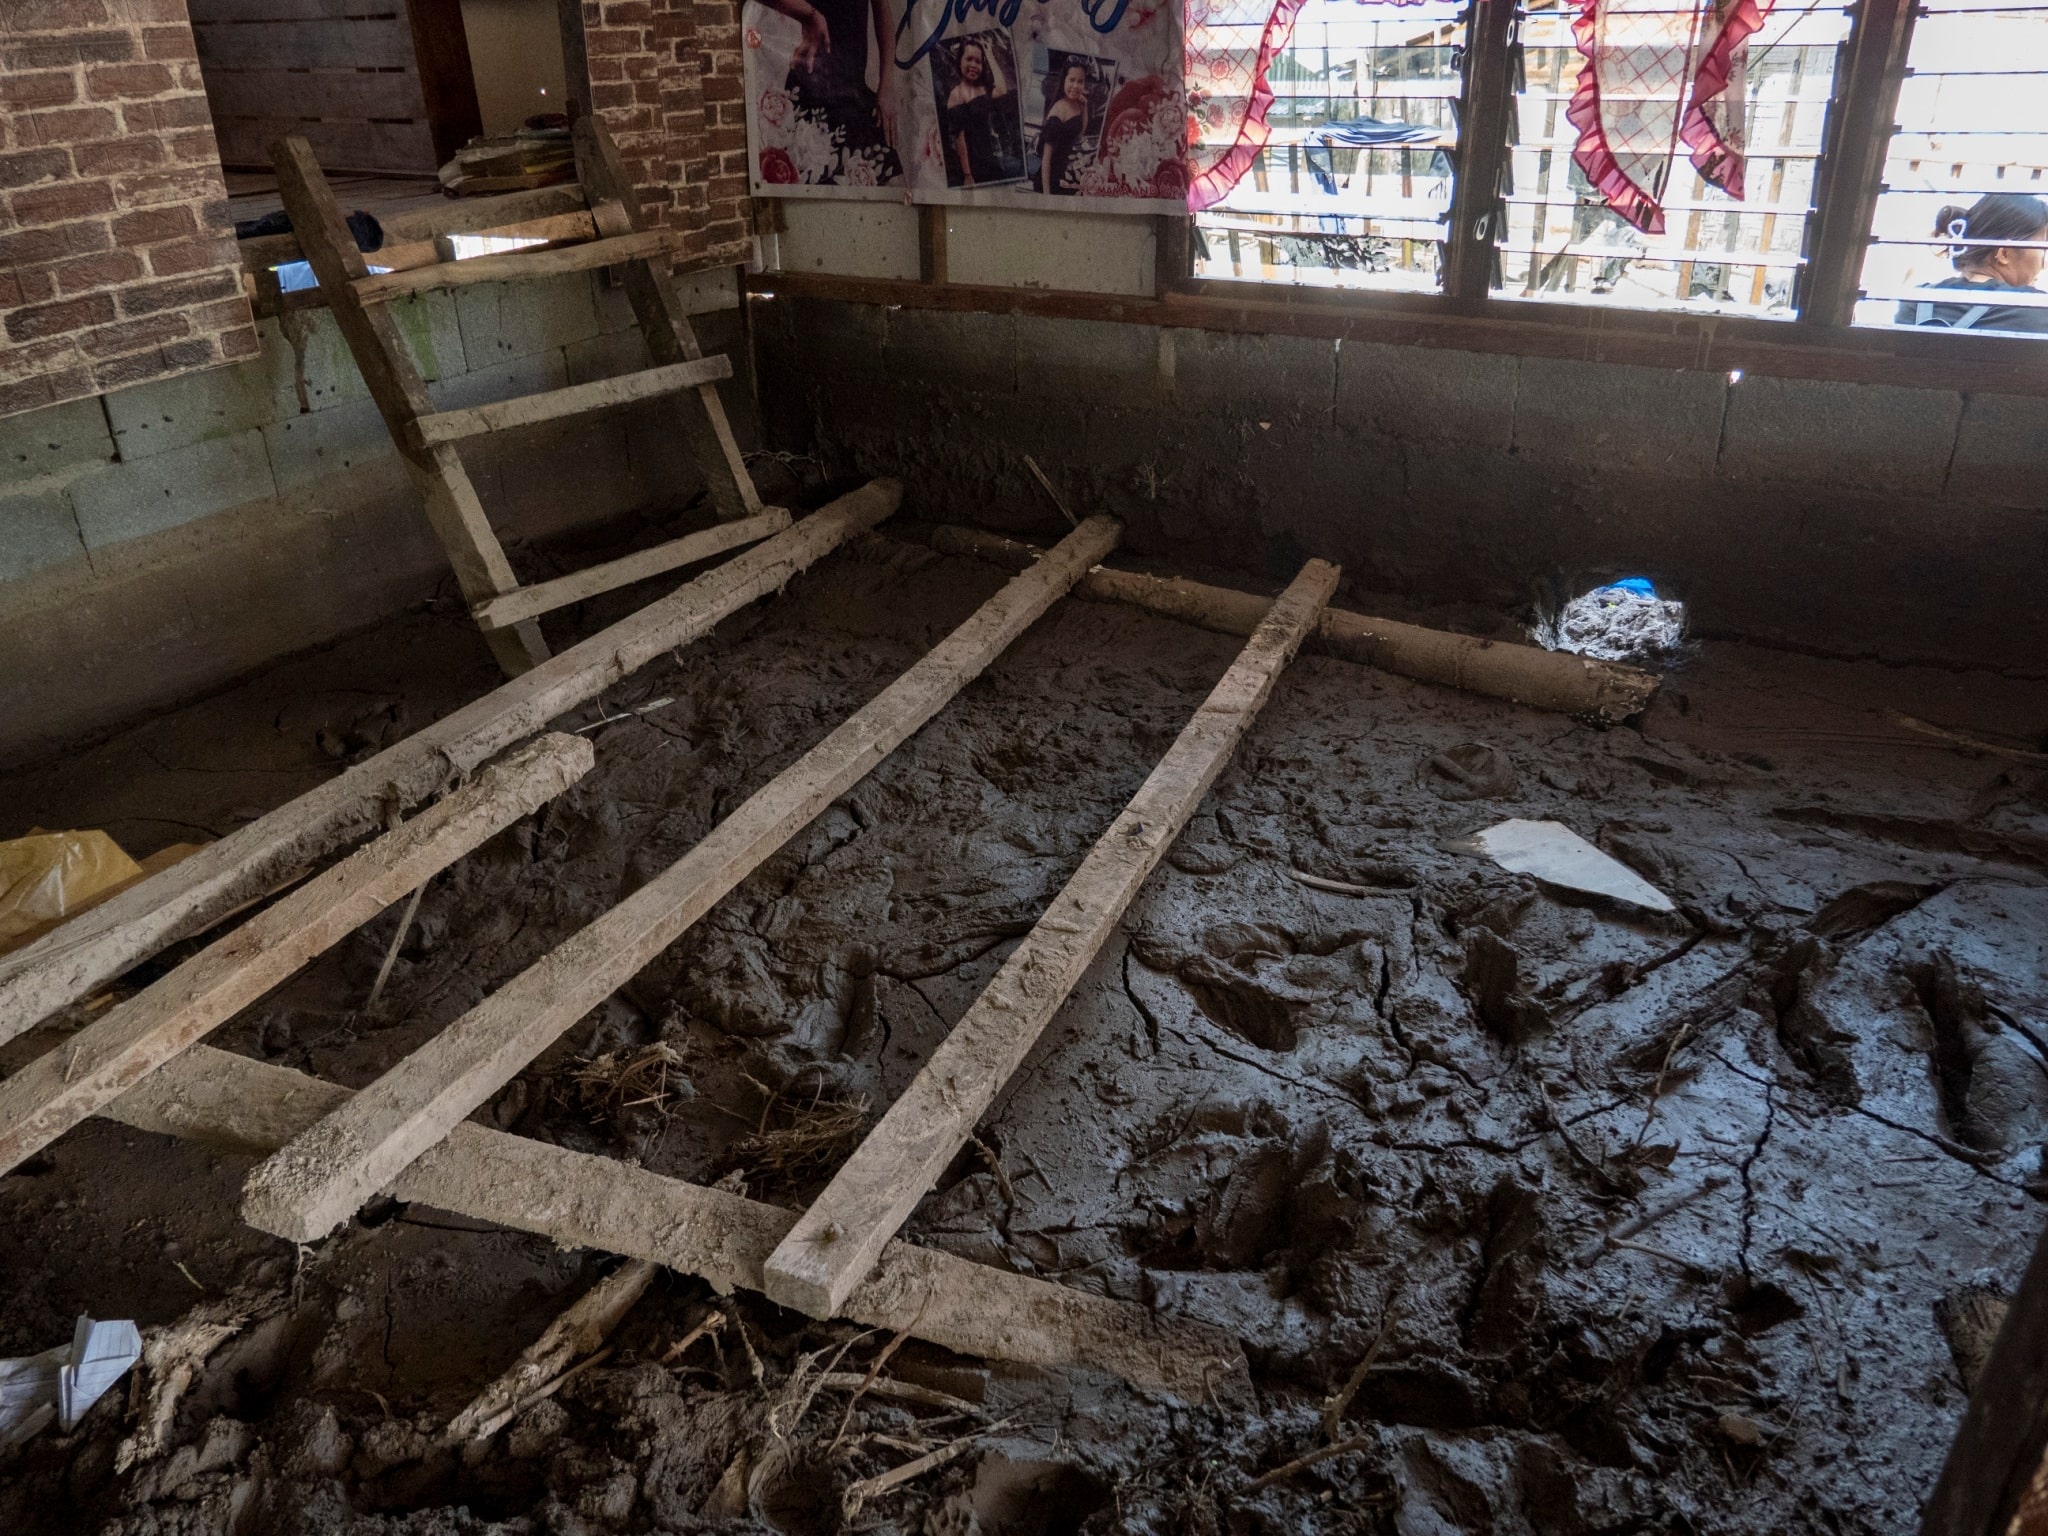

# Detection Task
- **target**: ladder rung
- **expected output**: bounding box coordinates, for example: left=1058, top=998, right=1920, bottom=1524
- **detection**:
left=409, top=357, right=735, bottom=448
left=354, top=229, right=679, bottom=303
left=472, top=509, right=793, bottom=632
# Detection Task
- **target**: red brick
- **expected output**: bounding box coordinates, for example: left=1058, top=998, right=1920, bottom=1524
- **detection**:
left=140, top=25, right=199, bottom=60
left=120, top=92, right=210, bottom=133
left=11, top=177, right=115, bottom=222
left=71, top=135, right=163, bottom=176
left=21, top=106, right=121, bottom=144
left=3, top=32, right=133, bottom=69
left=1, top=71, right=81, bottom=111
left=53, top=249, right=145, bottom=292
left=160, top=335, right=218, bottom=369
left=144, top=234, right=228, bottom=275
left=0, top=218, right=112, bottom=266
left=0, top=148, right=71, bottom=188
left=7, top=293, right=117, bottom=343
left=0, top=375, right=64, bottom=419
left=8, top=0, right=111, bottom=27
left=85, top=61, right=175, bottom=99
left=190, top=295, right=255, bottom=333
left=116, top=269, right=239, bottom=316
left=77, top=310, right=188, bottom=357
left=111, top=203, right=193, bottom=243
left=92, top=350, right=176, bottom=391
left=701, top=75, right=741, bottom=102
left=113, top=165, right=217, bottom=208
left=218, top=323, right=260, bottom=360
left=165, top=126, right=218, bottom=164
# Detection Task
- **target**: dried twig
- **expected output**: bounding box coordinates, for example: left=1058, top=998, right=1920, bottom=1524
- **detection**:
left=1890, top=710, right=2048, bottom=764
left=364, top=881, right=426, bottom=1015
left=1245, top=1433, right=1376, bottom=1494
left=1290, top=867, right=1378, bottom=899
left=1321, top=1297, right=1399, bottom=1442
left=660, top=1310, right=727, bottom=1366
left=841, top=1416, right=1015, bottom=1518
left=830, top=1321, right=918, bottom=1450
left=1572, top=1174, right=1730, bottom=1267
left=816, top=1372, right=982, bottom=1417
left=1022, top=455, right=1078, bottom=528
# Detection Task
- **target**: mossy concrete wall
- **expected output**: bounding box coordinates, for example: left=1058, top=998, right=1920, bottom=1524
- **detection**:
left=0, top=269, right=753, bottom=766
left=754, top=297, right=2047, bottom=674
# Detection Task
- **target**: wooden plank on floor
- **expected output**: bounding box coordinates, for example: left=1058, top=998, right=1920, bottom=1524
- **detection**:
left=928, top=525, right=1661, bottom=723
left=0, top=480, right=901, bottom=1046
left=0, top=735, right=592, bottom=1177
left=761, top=557, right=1340, bottom=1320
left=104, top=1045, right=1249, bottom=1401
left=408, top=357, right=735, bottom=448
left=237, top=516, right=1126, bottom=1244
left=471, top=509, right=789, bottom=632
left=352, top=230, right=676, bottom=303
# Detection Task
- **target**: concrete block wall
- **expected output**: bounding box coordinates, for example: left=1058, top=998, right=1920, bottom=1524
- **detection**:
left=755, top=297, right=2048, bottom=672
left=0, top=269, right=755, bottom=764
left=1, top=0, right=258, bottom=419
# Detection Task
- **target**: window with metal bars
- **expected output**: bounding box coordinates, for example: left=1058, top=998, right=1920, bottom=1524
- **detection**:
left=1855, top=0, right=2048, bottom=336
left=1190, top=0, right=1467, bottom=290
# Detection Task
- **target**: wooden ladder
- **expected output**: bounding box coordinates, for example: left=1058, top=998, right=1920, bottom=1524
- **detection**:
left=270, top=118, right=779, bottom=677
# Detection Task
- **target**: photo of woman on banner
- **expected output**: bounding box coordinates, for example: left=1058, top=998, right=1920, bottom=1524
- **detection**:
left=931, top=30, right=1025, bottom=188
left=1030, top=51, right=1114, bottom=196
left=754, top=0, right=902, bottom=186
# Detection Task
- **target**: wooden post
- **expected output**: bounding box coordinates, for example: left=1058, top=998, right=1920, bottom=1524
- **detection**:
left=0, top=481, right=902, bottom=1046
left=106, top=1045, right=1249, bottom=1402
left=761, top=558, right=1339, bottom=1319
left=237, top=517, right=1126, bottom=1245
left=269, top=134, right=551, bottom=678
left=1442, top=0, right=1517, bottom=304
left=1798, top=0, right=1916, bottom=327
left=0, top=735, right=593, bottom=1176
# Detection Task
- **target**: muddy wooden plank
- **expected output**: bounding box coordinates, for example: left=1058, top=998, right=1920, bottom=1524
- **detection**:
left=928, top=525, right=1660, bottom=723
left=762, top=557, right=1340, bottom=1320
left=472, top=509, right=790, bottom=633
left=0, top=479, right=901, bottom=1046
left=408, top=357, right=735, bottom=448
left=103, top=1045, right=1247, bottom=1401
left=237, top=516, right=1126, bottom=1245
left=0, top=735, right=592, bottom=1177
left=352, top=229, right=676, bottom=303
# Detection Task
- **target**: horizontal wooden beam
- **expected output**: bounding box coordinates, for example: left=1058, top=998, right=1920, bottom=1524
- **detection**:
left=761, top=557, right=1338, bottom=1319
left=237, top=516, right=1126, bottom=1245
left=472, top=509, right=790, bottom=632
left=0, top=734, right=592, bottom=1176
left=103, top=1045, right=1249, bottom=1402
left=409, top=357, right=734, bottom=448
left=236, top=184, right=590, bottom=273
left=354, top=229, right=676, bottom=302
left=748, top=270, right=2048, bottom=400
left=0, top=480, right=903, bottom=1046
left=929, top=526, right=1659, bottom=723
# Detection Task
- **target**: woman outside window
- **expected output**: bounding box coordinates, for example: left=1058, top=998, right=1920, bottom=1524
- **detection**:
left=1036, top=61, right=1091, bottom=195
left=1897, top=192, right=2048, bottom=335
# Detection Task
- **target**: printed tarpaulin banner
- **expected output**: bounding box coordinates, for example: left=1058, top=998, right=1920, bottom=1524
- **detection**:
left=743, top=0, right=1189, bottom=208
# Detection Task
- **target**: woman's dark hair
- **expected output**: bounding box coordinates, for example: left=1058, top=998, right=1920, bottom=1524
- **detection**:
left=1934, top=192, right=2048, bottom=269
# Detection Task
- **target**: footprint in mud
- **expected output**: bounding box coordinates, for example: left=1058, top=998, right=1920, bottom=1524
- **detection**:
left=1909, top=948, right=2048, bottom=1153
left=1131, top=916, right=1377, bottom=1053
left=1420, top=742, right=1518, bottom=801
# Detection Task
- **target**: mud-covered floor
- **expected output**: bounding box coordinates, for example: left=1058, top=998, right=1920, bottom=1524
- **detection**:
left=3, top=523, right=2047, bottom=1536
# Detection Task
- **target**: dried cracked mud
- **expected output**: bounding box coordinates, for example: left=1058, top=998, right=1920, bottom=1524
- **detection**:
left=2, top=520, right=2046, bottom=1536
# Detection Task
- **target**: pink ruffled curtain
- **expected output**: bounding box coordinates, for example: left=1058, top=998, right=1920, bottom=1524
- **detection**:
left=1184, top=0, right=1767, bottom=229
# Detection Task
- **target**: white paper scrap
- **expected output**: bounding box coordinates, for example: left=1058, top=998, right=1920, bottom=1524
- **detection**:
left=0, top=1317, right=142, bottom=1449
left=1455, top=819, right=1675, bottom=913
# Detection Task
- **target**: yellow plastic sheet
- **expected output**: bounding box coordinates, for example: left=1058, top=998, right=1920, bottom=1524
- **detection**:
left=0, top=830, right=145, bottom=955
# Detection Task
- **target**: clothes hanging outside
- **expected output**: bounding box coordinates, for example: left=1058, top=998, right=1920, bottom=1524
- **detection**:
left=1186, top=0, right=1766, bottom=233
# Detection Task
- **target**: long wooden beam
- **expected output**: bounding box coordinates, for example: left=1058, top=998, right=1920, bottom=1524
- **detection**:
left=762, top=557, right=1339, bottom=1320
left=0, top=735, right=592, bottom=1176
left=0, top=480, right=902, bottom=1046
left=352, top=229, right=678, bottom=303
left=408, top=357, right=735, bottom=448
left=238, top=516, right=1126, bottom=1244
left=471, top=510, right=790, bottom=633
left=927, top=525, right=1658, bottom=723
left=102, top=1046, right=1248, bottom=1402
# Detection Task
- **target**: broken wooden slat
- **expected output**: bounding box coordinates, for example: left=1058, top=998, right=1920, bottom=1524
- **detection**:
left=471, top=509, right=791, bottom=633
left=407, top=357, right=736, bottom=448
left=102, top=1045, right=1246, bottom=1402
left=351, top=229, right=677, bottom=303
left=762, top=557, right=1341, bottom=1320
left=928, top=524, right=1660, bottom=724
left=237, top=516, right=1126, bottom=1244
left=0, top=734, right=593, bottom=1176
left=0, top=479, right=901, bottom=1046
left=444, top=1258, right=657, bottom=1444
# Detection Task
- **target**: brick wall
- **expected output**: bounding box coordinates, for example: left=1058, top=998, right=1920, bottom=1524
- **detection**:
left=578, top=0, right=749, bottom=267
left=1, top=0, right=257, bottom=420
